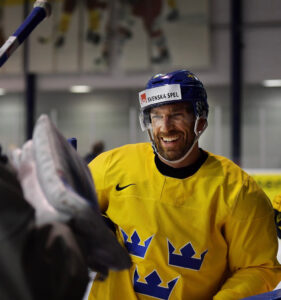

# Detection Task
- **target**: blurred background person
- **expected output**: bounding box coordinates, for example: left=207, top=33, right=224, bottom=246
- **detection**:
left=84, top=140, right=105, bottom=164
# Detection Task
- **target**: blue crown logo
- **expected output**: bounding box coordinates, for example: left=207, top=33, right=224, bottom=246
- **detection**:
left=168, top=240, right=208, bottom=270
left=120, top=229, right=153, bottom=258
left=133, top=268, right=178, bottom=300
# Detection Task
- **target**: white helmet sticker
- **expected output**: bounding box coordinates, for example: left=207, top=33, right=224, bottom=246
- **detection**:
left=139, top=84, right=182, bottom=109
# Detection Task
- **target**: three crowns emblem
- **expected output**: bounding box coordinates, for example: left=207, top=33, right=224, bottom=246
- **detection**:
left=133, top=268, right=178, bottom=300
left=121, top=229, right=153, bottom=258
left=168, top=240, right=208, bottom=270
left=120, top=228, right=208, bottom=299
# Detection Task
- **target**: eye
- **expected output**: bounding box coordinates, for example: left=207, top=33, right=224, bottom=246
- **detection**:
left=171, top=113, right=184, bottom=119
left=151, top=114, right=162, bottom=120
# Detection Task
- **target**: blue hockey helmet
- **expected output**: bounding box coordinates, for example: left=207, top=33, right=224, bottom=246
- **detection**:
left=139, top=70, right=208, bottom=130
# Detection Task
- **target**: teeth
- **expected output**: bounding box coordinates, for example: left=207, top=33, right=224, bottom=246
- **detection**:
left=162, top=136, right=179, bottom=142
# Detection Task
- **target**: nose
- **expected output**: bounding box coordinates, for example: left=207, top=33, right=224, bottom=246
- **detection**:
left=160, top=116, right=174, bottom=131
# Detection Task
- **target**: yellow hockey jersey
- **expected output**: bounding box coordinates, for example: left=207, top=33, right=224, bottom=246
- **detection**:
left=88, top=143, right=281, bottom=300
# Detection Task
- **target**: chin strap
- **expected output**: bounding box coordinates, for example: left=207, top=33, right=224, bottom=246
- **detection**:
left=148, top=117, right=208, bottom=166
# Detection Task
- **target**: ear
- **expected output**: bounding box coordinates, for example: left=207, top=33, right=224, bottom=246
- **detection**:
left=195, top=117, right=208, bottom=135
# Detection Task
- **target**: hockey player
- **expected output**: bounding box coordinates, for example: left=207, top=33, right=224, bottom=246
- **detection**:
left=96, top=0, right=172, bottom=66
left=120, top=0, right=170, bottom=64
left=88, top=70, right=281, bottom=300
left=166, top=0, right=179, bottom=22
left=54, top=0, right=106, bottom=48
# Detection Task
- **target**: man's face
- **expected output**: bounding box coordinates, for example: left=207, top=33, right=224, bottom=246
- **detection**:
left=150, top=102, right=196, bottom=161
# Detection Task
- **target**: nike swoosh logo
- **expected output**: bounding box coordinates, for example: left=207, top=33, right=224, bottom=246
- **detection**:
left=116, top=183, right=136, bottom=191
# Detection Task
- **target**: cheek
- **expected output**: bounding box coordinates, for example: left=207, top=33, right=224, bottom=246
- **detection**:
left=179, top=120, right=194, bottom=134
left=151, top=127, right=159, bottom=140
left=151, top=123, right=160, bottom=134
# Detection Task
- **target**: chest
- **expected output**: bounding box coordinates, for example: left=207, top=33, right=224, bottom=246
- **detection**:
left=107, top=173, right=227, bottom=249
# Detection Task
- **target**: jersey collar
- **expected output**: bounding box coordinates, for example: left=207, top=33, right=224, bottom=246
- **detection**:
left=154, top=149, right=208, bottom=179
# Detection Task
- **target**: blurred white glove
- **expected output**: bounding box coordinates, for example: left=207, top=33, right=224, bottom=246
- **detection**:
left=10, top=115, right=132, bottom=277
left=9, top=140, right=67, bottom=225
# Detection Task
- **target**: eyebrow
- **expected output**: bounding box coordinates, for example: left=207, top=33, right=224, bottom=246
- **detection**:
left=151, top=109, right=183, bottom=114
left=151, top=105, right=192, bottom=114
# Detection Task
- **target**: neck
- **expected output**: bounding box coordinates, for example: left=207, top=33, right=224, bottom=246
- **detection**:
left=155, top=149, right=208, bottom=178
left=158, top=144, right=201, bottom=168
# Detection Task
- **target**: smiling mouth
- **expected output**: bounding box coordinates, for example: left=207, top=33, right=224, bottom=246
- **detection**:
left=161, top=135, right=180, bottom=143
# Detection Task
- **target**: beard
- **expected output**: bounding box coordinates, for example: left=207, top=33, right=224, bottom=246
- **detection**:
left=153, top=130, right=195, bottom=161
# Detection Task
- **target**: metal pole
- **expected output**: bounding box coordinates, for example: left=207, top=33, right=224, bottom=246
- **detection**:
left=23, top=0, right=29, bottom=74
left=23, top=0, right=36, bottom=140
left=231, top=0, right=243, bottom=165
left=25, top=73, right=36, bottom=140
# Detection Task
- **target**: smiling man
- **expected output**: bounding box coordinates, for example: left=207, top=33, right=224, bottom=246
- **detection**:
left=150, top=102, right=203, bottom=166
left=88, top=70, right=281, bottom=300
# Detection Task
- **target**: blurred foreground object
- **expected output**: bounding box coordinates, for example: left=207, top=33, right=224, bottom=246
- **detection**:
left=0, top=147, right=88, bottom=300
left=11, top=114, right=131, bottom=278
left=0, top=114, right=131, bottom=299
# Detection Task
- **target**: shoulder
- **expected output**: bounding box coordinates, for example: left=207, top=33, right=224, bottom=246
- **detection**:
left=203, top=151, right=272, bottom=218
left=107, top=142, right=152, bottom=158
left=88, top=142, right=153, bottom=171
left=203, top=151, right=249, bottom=184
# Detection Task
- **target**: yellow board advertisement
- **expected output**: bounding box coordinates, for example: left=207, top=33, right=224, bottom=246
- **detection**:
left=250, top=173, right=281, bottom=203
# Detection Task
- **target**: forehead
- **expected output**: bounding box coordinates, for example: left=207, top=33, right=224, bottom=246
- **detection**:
left=150, top=102, right=193, bottom=114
